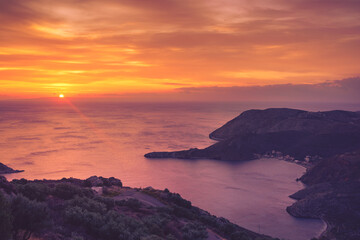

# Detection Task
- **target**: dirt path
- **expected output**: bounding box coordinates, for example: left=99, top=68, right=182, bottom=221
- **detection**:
left=207, top=228, right=227, bottom=240
left=113, top=188, right=165, bottom=207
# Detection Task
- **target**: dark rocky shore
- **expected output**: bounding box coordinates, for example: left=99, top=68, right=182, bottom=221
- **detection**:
left=287, top=151, right=360, bottom=240
left=0, top=162, right=23, bottom=174
left=0, top=176, right=275, bottom=240
left=145, top=108, right=360, bottom=240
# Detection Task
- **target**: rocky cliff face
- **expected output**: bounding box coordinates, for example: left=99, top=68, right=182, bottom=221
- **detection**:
left=145, top=108, right=360, bottom=162
left=286, top=151, right=360, bottom=240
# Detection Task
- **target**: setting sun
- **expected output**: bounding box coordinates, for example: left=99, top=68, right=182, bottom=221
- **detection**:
left=59, top=94, right=64, bottom=98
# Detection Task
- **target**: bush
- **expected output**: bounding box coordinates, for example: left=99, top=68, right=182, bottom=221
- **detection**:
left=0, top=191, right=12, bottom=240
left=141, top=235, right=163, bottom=240
left=230, top=231, right=251, bottom=240
left=181, top=222, right=208, bottom=240
left=65, top=206, right=148, bottom=240
left=143, top=214, right=170, bottom=236
left=116, top=198, right=142, bottom=210
left=168, top=193, right=192, bottom=208
left=53, top=183, right=93, bottom=200
left=68, top=197, right=107, bottom=214
left=11, top=194, right=49, bottom=240
left=16, top=183, right=51, bottom=201
left=70, top=232, right=84, bottom=240
left=172, top=205, right=195, bottom=219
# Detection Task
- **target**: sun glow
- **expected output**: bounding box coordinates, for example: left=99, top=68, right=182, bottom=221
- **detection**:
left=59, top=94, right=65, bottom=98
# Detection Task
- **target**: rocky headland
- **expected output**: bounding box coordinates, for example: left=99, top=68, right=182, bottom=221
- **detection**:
left=145, top=108, right=360, bottom=240
left=145, top=108, right=360, bottom=163
left=0, top=162, right=23, bottom=174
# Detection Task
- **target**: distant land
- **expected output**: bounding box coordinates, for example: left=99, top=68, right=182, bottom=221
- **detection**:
left=146, top=108, right=360, bottom=239
left=145, top=108, right=360, bottom=162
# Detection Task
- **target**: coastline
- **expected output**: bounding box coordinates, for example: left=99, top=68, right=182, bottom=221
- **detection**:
left=254, top=156, right=328, bottom=239
left=255, top=152, right=315, bottom=169
left=2, top=157, right=326, bottom=240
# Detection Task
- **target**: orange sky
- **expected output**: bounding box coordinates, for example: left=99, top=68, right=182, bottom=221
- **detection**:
left=0, top=0, right=359, bottom=99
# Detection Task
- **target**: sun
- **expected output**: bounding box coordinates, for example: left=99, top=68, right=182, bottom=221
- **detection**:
left=59, top=94, right=64, bottom=98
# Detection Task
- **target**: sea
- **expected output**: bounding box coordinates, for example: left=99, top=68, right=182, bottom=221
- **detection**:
left=1, top=99, right=358, bottom=240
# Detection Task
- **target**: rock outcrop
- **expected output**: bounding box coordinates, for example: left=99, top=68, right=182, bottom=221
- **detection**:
left=0, top=162, right=23, bottom=174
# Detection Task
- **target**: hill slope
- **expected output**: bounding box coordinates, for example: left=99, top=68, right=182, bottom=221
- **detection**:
left=0, top=176, right=274, bottom=240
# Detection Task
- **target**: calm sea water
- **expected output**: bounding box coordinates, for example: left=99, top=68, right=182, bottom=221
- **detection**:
left=2, top=100, right=358, bottom=239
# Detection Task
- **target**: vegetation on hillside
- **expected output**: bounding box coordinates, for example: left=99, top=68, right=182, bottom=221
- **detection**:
left=0, top=176, right=275, bottom=240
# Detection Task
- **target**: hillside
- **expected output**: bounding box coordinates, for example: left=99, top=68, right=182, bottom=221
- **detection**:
left=287, top=151, right=360, bottom=240
left=0, top=176, right=275, bottom=240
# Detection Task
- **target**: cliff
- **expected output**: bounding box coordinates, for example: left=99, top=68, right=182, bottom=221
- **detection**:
left=287, top=151, right=360, bottom=240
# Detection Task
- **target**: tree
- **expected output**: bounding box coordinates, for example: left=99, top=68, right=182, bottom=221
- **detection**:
left=0, top=191, right=12, bottom=240
left=11, top=195, right=49, bottom=240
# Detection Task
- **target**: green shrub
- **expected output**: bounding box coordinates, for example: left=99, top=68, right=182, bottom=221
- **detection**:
left=181, top=222, right=208, bottom=240
left=168, top=193, right=191, bottom=208
left=17, top=183, right=51, bottom=201
left=53, top=183, right=93, bottom=200
left=68, top=197, right=107, bottom=214
left=65, top=206, right=149, bottom=240
left=70, top=232, right=84, bottom=240
left=94, top=195, right=116, bottom=209
left=141, top=235, right=163, bottom=240
left=143, top=214, right=170, bottom=236
left=172, top=205, right=195, bottom=219
left=0, top=191, right=12, bottom=240
left=11, top=194, right=49, bottom=240
left=116, top=198, right=142, bottom=210
left=230, top=231, right=251, bottom=240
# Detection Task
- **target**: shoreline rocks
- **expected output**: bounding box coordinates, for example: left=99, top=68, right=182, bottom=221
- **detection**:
left=286, top=151, right=360, bottom=240
left=0, top=162, right=23, bottom=174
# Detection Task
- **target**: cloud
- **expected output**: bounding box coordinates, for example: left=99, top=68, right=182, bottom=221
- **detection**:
left=0, top=0, right=359, bottom=98
left=107, top=77, right=360, bottom=104
left=179, top=77, right=360, bottom=103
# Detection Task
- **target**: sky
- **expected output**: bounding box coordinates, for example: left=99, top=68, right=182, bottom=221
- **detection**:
left=0, top=0, right=359, bottom=100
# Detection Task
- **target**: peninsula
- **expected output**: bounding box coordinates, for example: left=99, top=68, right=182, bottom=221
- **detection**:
left=0, top=162, right=23, bottom=174
left=145, top=108, right=360, bottom=163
